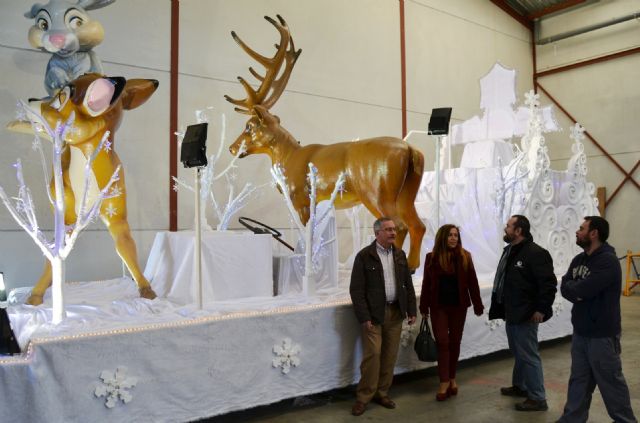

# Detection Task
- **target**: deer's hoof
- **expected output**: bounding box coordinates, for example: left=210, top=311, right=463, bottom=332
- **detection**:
left=139, top=286, right=157, bottom=300
left=26, top=294, right=44, bottom=306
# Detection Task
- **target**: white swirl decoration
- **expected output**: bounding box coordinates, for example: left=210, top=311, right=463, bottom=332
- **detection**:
left=552, top=249, right=569, bottom=275
left=540, top=204, right=558, bottom=228
left=557, top=206, right=579, bottom=231
left=559, top=182, right=583, bottom=205
left=524, top=177, right=536, bottom=191
left=567, top=154, right=587, bottom=177
left=534, top=154, right=544, bottom=172
left=538, top=178, right=554, bottom=202
left=548, top=229, right=571, bottom=250
left=571, top=141, right=585, bottom=155
left=579, top=199, right=596, bottom=217
left=528, top=197, right=545, bottom=221
left=547, top=230, right=564, bottom=249
left=517, top=159, right=528, bottom=175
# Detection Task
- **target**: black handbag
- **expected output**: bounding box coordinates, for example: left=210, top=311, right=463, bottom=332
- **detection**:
left=414, top=318, right=438, bottom=362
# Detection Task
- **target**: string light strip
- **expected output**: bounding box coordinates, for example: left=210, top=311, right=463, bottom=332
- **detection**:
left=0, top=343, right=34, bottom=365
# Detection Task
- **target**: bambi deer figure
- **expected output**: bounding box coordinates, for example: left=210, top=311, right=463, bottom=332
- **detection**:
left=225, top=15, right=426, bottom=270
left=8, top=73, right=158, bottom=304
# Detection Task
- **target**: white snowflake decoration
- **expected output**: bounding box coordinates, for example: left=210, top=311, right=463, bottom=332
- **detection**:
left=94, top=366, right=138, bottom=409
left=553, top=296, right=565, bottom=316
left=400, top=320, right=418, bottom=347
left=484, top=309, right=503, bottom=331
left=105, top=203, right=118, bottom=218
left=109, top=185, right=122, bottom=198
left=272, top=338, right=301, bottom=375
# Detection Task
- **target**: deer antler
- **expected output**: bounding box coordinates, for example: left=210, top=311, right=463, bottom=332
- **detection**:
left=224, top=15, right=302, bottom=115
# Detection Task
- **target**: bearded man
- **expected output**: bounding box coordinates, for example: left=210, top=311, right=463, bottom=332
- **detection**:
left=556, top=216, right=636, bottom=423
left=489, top=214, right=557, bottom=412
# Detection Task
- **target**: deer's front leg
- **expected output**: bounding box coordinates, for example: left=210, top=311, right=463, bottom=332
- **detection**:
left=291, top=190, right=310, bottom=226
left=297, top=205, right=311, bottom=227
left=102, top=213, right=156, bottom=300
left=26, top=261, right=53, bottom=305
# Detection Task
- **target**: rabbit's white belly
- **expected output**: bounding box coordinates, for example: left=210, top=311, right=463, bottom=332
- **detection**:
left=68, top=146, right=100, bottom=216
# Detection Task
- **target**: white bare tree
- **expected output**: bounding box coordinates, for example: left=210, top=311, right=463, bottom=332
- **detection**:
left=0, top=102, right=120, bottom=323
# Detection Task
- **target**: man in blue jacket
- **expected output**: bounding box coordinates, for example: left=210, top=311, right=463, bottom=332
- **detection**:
left=556, top=216, right=636, bottom=423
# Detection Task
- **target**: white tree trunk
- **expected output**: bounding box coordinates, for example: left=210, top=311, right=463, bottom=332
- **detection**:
left=303, top=222, right=315, bottom=296
left=51, top=256, right=65, bottom=324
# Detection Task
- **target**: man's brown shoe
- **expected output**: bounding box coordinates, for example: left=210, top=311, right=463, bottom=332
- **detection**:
left=351, top=401, right=366, bottom=416
left=500, top=386, right=528, bottom=397
left=515, top=398, right=548, bottom=411
left=373, top=396, right=396, bottom=409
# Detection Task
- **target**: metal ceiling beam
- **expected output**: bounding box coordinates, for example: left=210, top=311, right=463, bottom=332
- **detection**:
left=527, top=0, right=588, bottom=20
left=607, top=160, right=640, bottom=208
left=536, top=46, right=640, bottom=78
left=537, top=11, right=640, bottom=44
left=490, top=0, right=533, bottom=30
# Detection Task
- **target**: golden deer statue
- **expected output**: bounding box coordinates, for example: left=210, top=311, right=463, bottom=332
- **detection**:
left=225, top=16, right=426, bottom=270
left=7, top=73, right=158, bottom=304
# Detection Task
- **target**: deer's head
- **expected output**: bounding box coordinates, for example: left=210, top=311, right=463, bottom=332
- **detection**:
left=37, top=73, right=158, bottom=145
left=225, top=15, right=301, bottom=159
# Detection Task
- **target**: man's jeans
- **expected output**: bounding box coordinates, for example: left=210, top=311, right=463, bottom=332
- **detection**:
left=558, top=333, right=637, bottom=423
left=506, top=321, right=546, bottom=401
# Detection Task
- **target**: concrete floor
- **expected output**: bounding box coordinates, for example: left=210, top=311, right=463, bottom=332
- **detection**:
left=207, top=296, right=639, bottom=423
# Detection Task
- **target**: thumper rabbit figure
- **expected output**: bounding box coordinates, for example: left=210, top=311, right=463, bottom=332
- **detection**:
left=25, top=0, right=115, bottom=96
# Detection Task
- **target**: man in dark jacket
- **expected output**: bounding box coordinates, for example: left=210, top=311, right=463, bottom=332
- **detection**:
left=489, top=215, right=556, bottom=412
left=349, top=217, right=417, bottom=416
left=556, top=216, right=636, bottom=423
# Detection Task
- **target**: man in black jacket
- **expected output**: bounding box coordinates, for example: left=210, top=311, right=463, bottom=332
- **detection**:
left=349, top=217, right=417, bottom=416
left=556, top=216, right=636, bottom=423
left=489, top=215, right=556, bottom=412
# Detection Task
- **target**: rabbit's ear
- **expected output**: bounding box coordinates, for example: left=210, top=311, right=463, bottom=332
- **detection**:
left=24, top=3, right=45, bottom=19
left=77, top=0, right=116, bottom=11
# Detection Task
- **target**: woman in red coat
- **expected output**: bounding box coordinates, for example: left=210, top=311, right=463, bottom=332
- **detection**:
left=420, top=224, right=484, bottom=401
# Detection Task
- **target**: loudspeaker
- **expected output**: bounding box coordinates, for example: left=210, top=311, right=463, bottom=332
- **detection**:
left=427, top=107, right=452, bottom=135
left=180, top=123, right=208, bottom=168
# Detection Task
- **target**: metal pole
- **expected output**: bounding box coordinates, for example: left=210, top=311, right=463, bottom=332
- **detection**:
left=445, top=135, right=452, bottom=169
left=194, top=167, right=203, bottom=309
left=434, top=135, right=441, bottom=228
